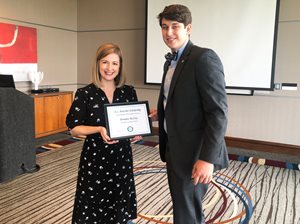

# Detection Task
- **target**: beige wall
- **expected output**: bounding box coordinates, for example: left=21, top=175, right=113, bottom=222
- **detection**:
left=1, top=0, right=300, bottom=146
left=76, top=0, right=300, bottom=145
left=77, top=0, right=146, bottom=87
left=0, top=0, right=78, bottom=92
left=225, top=0, right=300, bottom=145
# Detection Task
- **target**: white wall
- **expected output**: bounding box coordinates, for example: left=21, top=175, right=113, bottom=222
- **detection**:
left=1, top=0, right=299, bottom=146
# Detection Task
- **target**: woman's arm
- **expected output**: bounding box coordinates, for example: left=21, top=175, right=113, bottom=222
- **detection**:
left=70, top=125, right=102, bottom=137
left=70, top=125, right=118, bottom=144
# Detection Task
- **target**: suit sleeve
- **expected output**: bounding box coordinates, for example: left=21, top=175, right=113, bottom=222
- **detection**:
left=195, top=49, right=228, bottom=163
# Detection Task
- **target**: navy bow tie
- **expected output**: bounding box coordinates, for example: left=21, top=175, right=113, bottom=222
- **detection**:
left=165, top=51, right=178, bottom=61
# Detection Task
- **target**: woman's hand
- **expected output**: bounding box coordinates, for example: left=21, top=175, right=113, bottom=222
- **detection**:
left=149, top=109, right=158, bottom=121
left=99, top=126, right=119, bottom=144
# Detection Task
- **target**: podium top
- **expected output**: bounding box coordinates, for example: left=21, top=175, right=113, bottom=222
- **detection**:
left=0, top=74, right=15, bottom=88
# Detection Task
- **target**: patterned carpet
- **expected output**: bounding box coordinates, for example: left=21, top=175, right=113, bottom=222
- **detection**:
left=0, top=139, right=288, bottom=223
left=132, top=145, right=300, bottom=224
left=35, top=136, right=86, bottom=154
left=37, top=138, right=300, bottom=171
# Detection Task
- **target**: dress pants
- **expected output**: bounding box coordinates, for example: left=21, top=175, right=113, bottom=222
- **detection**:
left=165, top=144, right=208, bottom=224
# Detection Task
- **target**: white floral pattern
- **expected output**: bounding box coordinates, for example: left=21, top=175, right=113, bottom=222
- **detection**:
left=66, top=84, right=138, bottom=224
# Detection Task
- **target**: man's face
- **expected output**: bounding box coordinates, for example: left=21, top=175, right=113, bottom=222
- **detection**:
left=161, top=18, right=191, bottom=51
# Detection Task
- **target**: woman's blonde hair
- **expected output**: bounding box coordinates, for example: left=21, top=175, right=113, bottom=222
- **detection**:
left=92, top=43, right=126, bottom=88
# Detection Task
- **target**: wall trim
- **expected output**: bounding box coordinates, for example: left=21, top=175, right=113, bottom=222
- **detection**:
left=225, top=136, right=300, bottom=156
left=152, top=127, right=300, bottom=156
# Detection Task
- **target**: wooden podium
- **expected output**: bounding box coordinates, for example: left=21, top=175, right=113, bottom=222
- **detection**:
left=0, top=88, right=39, bottom=183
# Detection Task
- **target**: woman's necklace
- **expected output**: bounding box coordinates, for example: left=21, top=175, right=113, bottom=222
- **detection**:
left=101, top=86, right=115, bottom=104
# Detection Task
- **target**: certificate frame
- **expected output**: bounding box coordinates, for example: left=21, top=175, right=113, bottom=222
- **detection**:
left=104, top=101, right=153, bottom=140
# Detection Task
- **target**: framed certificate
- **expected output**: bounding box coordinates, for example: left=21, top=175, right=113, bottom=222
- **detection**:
left=104, top=101, right=153, bottom=140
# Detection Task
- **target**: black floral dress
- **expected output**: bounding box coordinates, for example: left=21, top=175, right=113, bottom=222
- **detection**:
left=66, top=83, right=137, bottom=224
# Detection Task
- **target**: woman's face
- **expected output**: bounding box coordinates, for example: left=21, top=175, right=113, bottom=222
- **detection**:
left=98, top=53, right=120, bottom=82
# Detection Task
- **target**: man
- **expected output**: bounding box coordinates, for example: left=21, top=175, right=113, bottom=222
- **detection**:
left=149, top=4, right=229, bottom=224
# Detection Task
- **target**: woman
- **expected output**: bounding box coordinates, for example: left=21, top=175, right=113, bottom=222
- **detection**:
left=66, top=43, right=140, bottom=224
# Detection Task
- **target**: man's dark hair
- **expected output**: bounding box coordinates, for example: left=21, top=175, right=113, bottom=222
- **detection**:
left=157, top=4, right=192, bottom=27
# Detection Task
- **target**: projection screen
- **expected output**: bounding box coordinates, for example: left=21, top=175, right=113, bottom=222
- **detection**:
left=145, top=0, right=280, bottom=91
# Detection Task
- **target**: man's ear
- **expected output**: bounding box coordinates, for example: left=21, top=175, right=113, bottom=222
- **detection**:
left=186, top=24, right=192, bottom=35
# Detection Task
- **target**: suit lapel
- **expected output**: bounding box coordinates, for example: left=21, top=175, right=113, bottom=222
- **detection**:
left=158, top=60, right=171, bottom=108
left=167, top=41, right=194, bottom=104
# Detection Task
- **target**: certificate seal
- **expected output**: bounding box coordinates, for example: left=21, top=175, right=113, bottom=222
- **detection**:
left=127, top=126, right=134, bottom=132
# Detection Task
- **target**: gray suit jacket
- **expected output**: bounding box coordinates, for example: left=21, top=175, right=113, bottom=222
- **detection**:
left=157, top=41, right=229, bottom=178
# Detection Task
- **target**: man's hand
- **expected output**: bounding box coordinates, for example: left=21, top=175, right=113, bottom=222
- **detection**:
left=130, top=135, right=143, bottom=143
left=191, top=160, right=214, bottom=185
left=149, top=109, right=158, bottom=121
